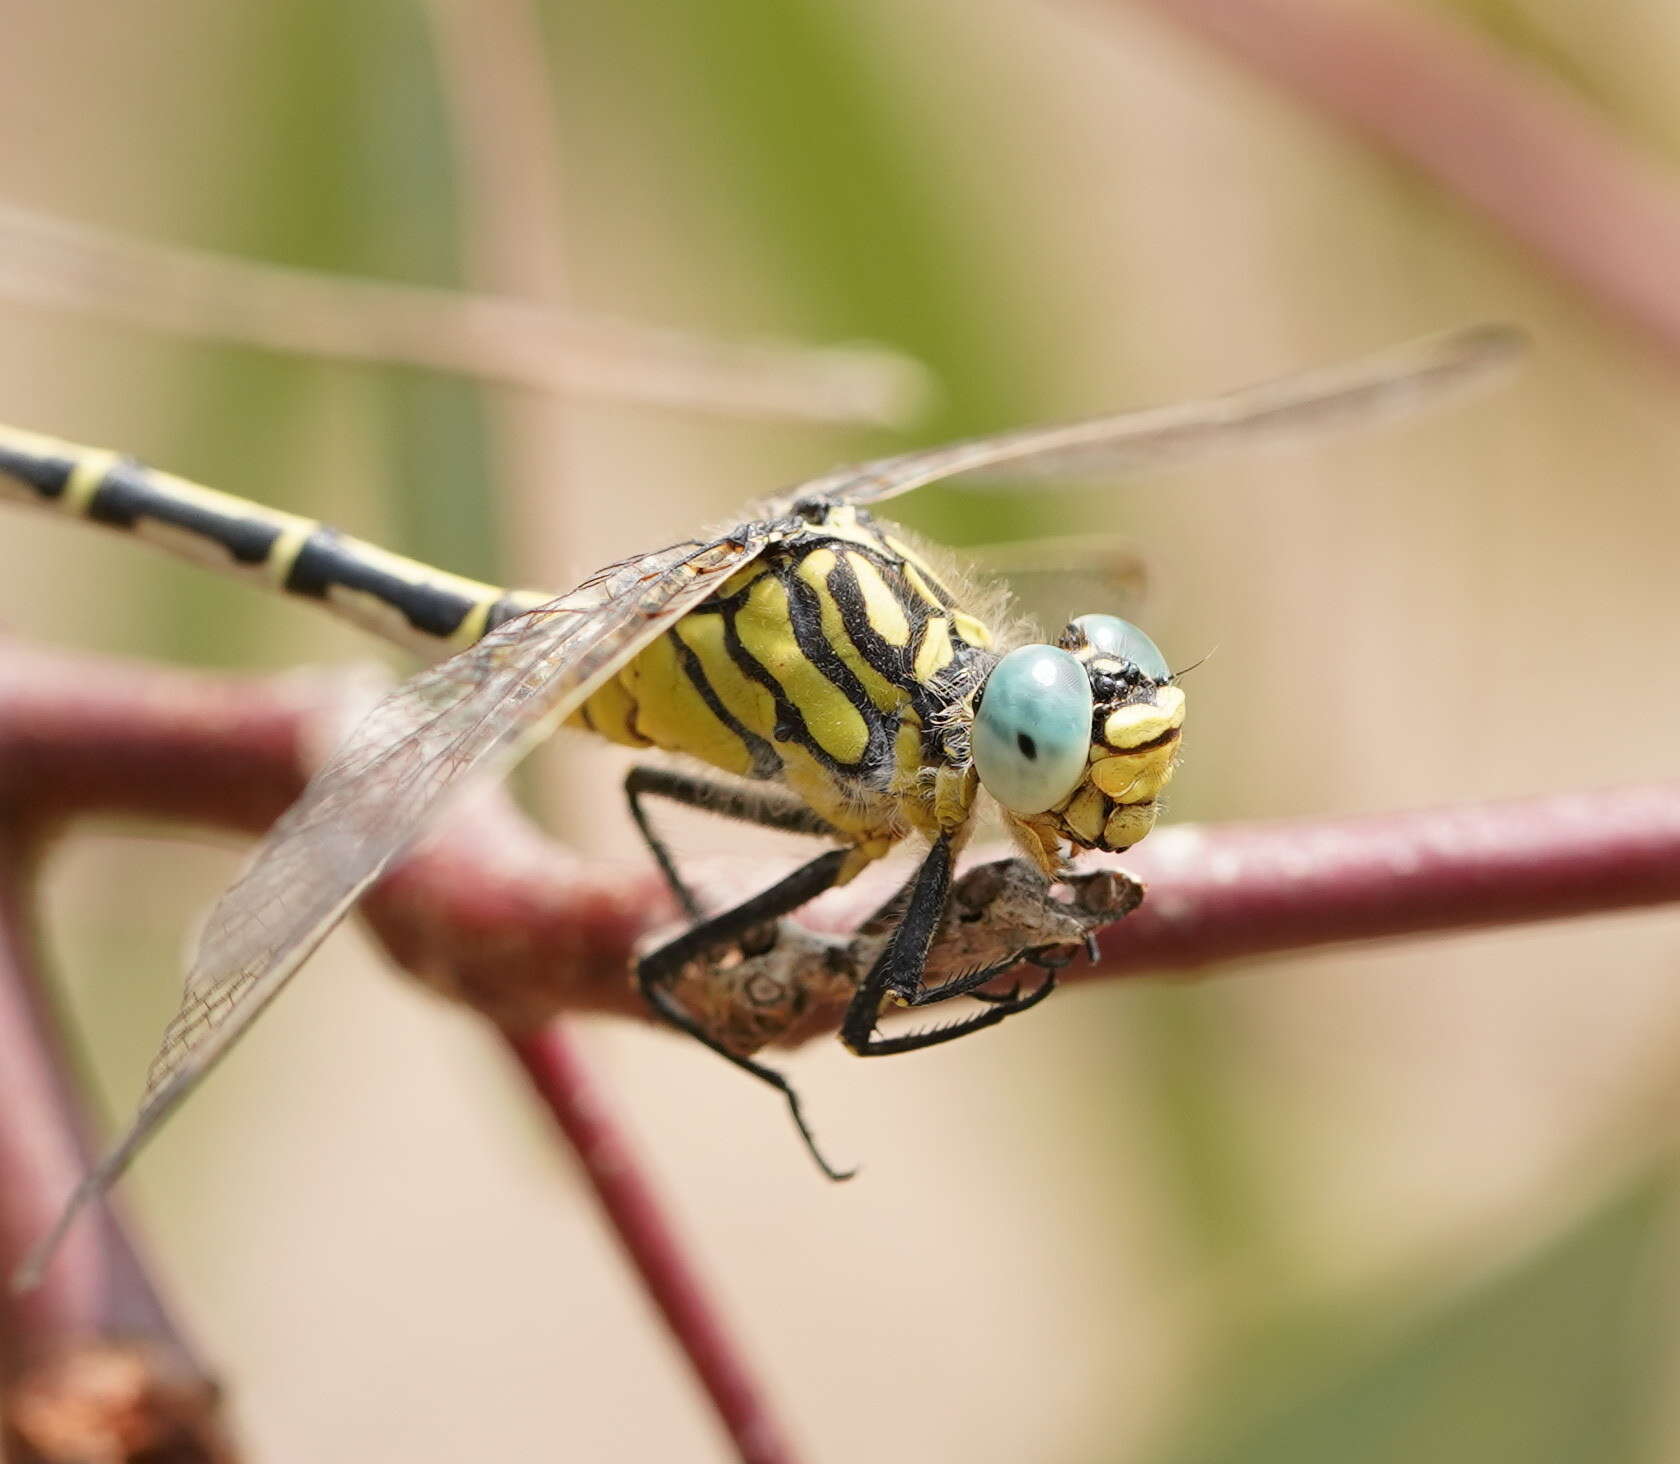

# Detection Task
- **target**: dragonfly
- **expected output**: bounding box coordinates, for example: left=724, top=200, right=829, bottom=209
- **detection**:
left=0, top=323, right=1522, bottom=1285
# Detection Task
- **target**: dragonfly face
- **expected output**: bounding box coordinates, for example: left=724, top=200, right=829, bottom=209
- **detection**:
left=973, top=612, right=1183, bottom=868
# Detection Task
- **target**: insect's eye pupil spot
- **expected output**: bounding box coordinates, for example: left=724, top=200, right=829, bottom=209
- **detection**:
left=972, top=645, right=1092, bottom=815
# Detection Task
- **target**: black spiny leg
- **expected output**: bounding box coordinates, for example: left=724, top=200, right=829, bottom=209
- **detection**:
left=625, top=763, right=837, bottom=920
left=840, top=835, right=1058, bottom=1057
left=631, top=773, right=853, bottom=1183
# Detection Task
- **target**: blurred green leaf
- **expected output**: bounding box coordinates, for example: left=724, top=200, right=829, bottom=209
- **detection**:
left=1142, top=1165, right=1672, bottom=1464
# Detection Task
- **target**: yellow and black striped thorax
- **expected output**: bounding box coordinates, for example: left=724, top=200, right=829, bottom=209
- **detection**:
left=577, top=504, right=999, bottom=805
left=0, top=428, right=535, bottom=657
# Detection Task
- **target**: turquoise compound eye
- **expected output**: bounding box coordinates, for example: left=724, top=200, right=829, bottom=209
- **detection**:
left=1071, top=614, right=1171, bottom=681
left=972, top=645, right=1094, bottom=815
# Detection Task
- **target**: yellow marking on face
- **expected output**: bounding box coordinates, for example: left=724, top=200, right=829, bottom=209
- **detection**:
left=797, top=550, right=903, bottom=713
left=737, top=575, right=870, bottom=765
left=913, top=616, right=954, bottom=683
left=844, top=552, right=911, bottom=647
left=1101, top=687, right=1186, bottom=751
left=1062, top=785, right=1107, bottom=845
left=1103, top=802, right=1158, bottom=850
left=1090, top=745, right=1178, bottom=802
left=63, top=450, right=118, bottom=514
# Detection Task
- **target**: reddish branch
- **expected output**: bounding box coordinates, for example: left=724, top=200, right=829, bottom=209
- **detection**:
left=4, top=636, right=1680, bottom=1459
left=1113, top=0, right=1680, bottom=365
left=7, top=640, right=1677, bottom=1015
left=509, top=1030, right=797, bottom=1464
left=0, top=814, right=233, bottom=1458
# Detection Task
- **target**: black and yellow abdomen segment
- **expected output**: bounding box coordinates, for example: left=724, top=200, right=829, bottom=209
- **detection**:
left=0, top=424, right=537, bottom=658
left=572, top=507, right=996, bottom=840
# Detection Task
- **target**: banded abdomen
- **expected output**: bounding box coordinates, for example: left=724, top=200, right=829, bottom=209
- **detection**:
left=0, top=426, right=536, bottom=658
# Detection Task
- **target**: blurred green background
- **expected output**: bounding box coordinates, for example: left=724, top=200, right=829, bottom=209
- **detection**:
left=2, top=2, right=1679, bottom=1460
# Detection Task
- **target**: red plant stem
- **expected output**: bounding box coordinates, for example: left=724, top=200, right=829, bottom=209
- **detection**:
left=5, top=640, right=1680, bottom=1016
left=508, top=1027, right=801, bottom=1464
left=0, top=815, right=233, bottom=1459
left=1117, top=0, right=1680, bottom=363
left=1101, top=785, right=1680, bottom=971
left=0, top=822, right=185, bottom=1361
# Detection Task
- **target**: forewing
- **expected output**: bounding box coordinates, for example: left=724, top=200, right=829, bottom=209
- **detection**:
left=766, top=324, right=1522, bottom=513
left=14, top=528, right=766, bottom=1290
left=966, top=532, right=1151, bottom=634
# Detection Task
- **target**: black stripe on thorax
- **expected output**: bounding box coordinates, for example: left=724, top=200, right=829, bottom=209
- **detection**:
left=907, top=556, right=958, bottom=608
left=799, top=537, right=981, bottom=738
left=669, top=618, right=782, bottom=780
left=819, top=548, right=928, bottom=696
left=716, top=596, right=864, bottom=779
left=88, top=459, right=283, bottom=563
left=774, top=560, right=895, bottom=775
left=843, top=516, right=959, bottom=609
left=702, top=518, right=985, bottom=776
left=284, top=527, right=483, bottom=641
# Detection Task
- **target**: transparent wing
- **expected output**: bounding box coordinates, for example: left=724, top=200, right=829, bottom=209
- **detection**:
left=15, top=528, right=767, bottom=1290
left=766, top=324, right=1523, bottom=513
left=967, top=532, right=1151, bottom=631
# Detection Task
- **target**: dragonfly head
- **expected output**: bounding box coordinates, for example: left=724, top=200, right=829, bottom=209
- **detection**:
left=971, top=614, right=1184, bottom=867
